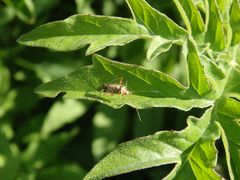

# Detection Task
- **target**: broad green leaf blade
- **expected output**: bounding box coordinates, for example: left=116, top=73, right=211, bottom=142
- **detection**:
left=187, top=39, right=212, bottom=95
left=230, top=0, right=240, bottom=45
left=17, top=14, right=149, bottom=55
left=35, top=54, right=214, bottom=110
left=126, top=0, right=188, bottom=40
left=147, top=36, right=183, bottom=61
left=205, top=0, right=226, bottom=51
left=173, top=0, right=205, bottom=36
left=84, top=108, right=221, bottom=180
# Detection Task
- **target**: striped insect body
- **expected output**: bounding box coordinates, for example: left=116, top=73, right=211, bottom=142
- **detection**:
left=100, top=77, right=142, bottom=121
left=101, top=77, right=129, bottom=95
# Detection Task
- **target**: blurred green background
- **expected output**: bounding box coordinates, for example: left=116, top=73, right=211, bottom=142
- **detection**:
left=0, top=0, right=227, bottom=179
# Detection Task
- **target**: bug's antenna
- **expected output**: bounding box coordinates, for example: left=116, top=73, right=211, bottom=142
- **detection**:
left=135, top=108, right=142, bottom=122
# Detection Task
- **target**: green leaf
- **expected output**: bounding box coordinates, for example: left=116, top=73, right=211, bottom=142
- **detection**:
left=230, top=0, right=240, bottom=45
left=223, top=67, right=240, bottom=100
left=36, top=164, right=86, bottom=180
left=217, top=98, right=240, bottom=142
left=194, top=0, right=206, bottom=12
left=17, top=14, right=149, bottom=55
left=84, top=108, right=221, bottom=180
left=214, top=66, right=240, bottom=179
left=33, top=0, right=59, bottom=17
left=0, top=5, right=15, bottom=26
left=216, top=97, right=240, bottom=179
left=92, top=105, right=128, bottom=161
left=41, top=99, right=87, bottom=137
left=173, top=0, right=205, bottom=36
left=0, top=62, right=10, bottom=96
left=22, top=129, right=78, bottom=169
left=216, top=0, right=233, bottom=48
left=126, top=0, right=188, bottom=40
left=200, top=55, right=226, bottom=81
left=205, top=0, right=226, bottom=51
left=0, top=90, right=16, bottom=119
left=75, top=0, right=94, bottom=14
left=147, top=36, right=183, bottom=61
left=3, top=0, right=36, bottom=24
left=228, top=140, right=240, bottom=179
left=0, top=134, right=20, bottom=180
left=0, top=63, right=15, bottom=118
left=35, top=54, right=214, bottom=110
left=187, top=39, right=212, bottom=95
left=216, top=0, right=233, bottom=16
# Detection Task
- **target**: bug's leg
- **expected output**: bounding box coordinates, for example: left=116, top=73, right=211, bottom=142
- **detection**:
left=120, top=77, right=123, bottom=85
left=118, top=88, right=121, bottom=95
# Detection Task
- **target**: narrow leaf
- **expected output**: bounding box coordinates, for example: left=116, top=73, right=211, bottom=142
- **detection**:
left=41, top=99, right=86, bottom=137
left=126, top=0, right=188, bottom=40
left=0, top=134, right=20, bottom=180
left=230, top=0, right=240, bottom=45
left=173, top=0, right=205, bottom=36
left=205, top=0, right=226, bottom=51
left=216, top=97, right=240, bottom=179
left=147, top=36, right=183, bottom=61
left=36, top=164, right=86, bottom=180
left=17, top=14, right=149, bottom=54
left=228, top=141, right=240, bottom=178
left=223, top=67, right=240, bottom=100
left=92, top=105, right=128, bottom=161
left=187, top=39, right=212, bottom=95
left=22, top=129, right=78, bottom=169
left=216, top=0, right=233, bottom=16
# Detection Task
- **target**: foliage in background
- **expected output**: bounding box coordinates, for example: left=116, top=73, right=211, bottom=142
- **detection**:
left=1, top=0, right=240, bottom=179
